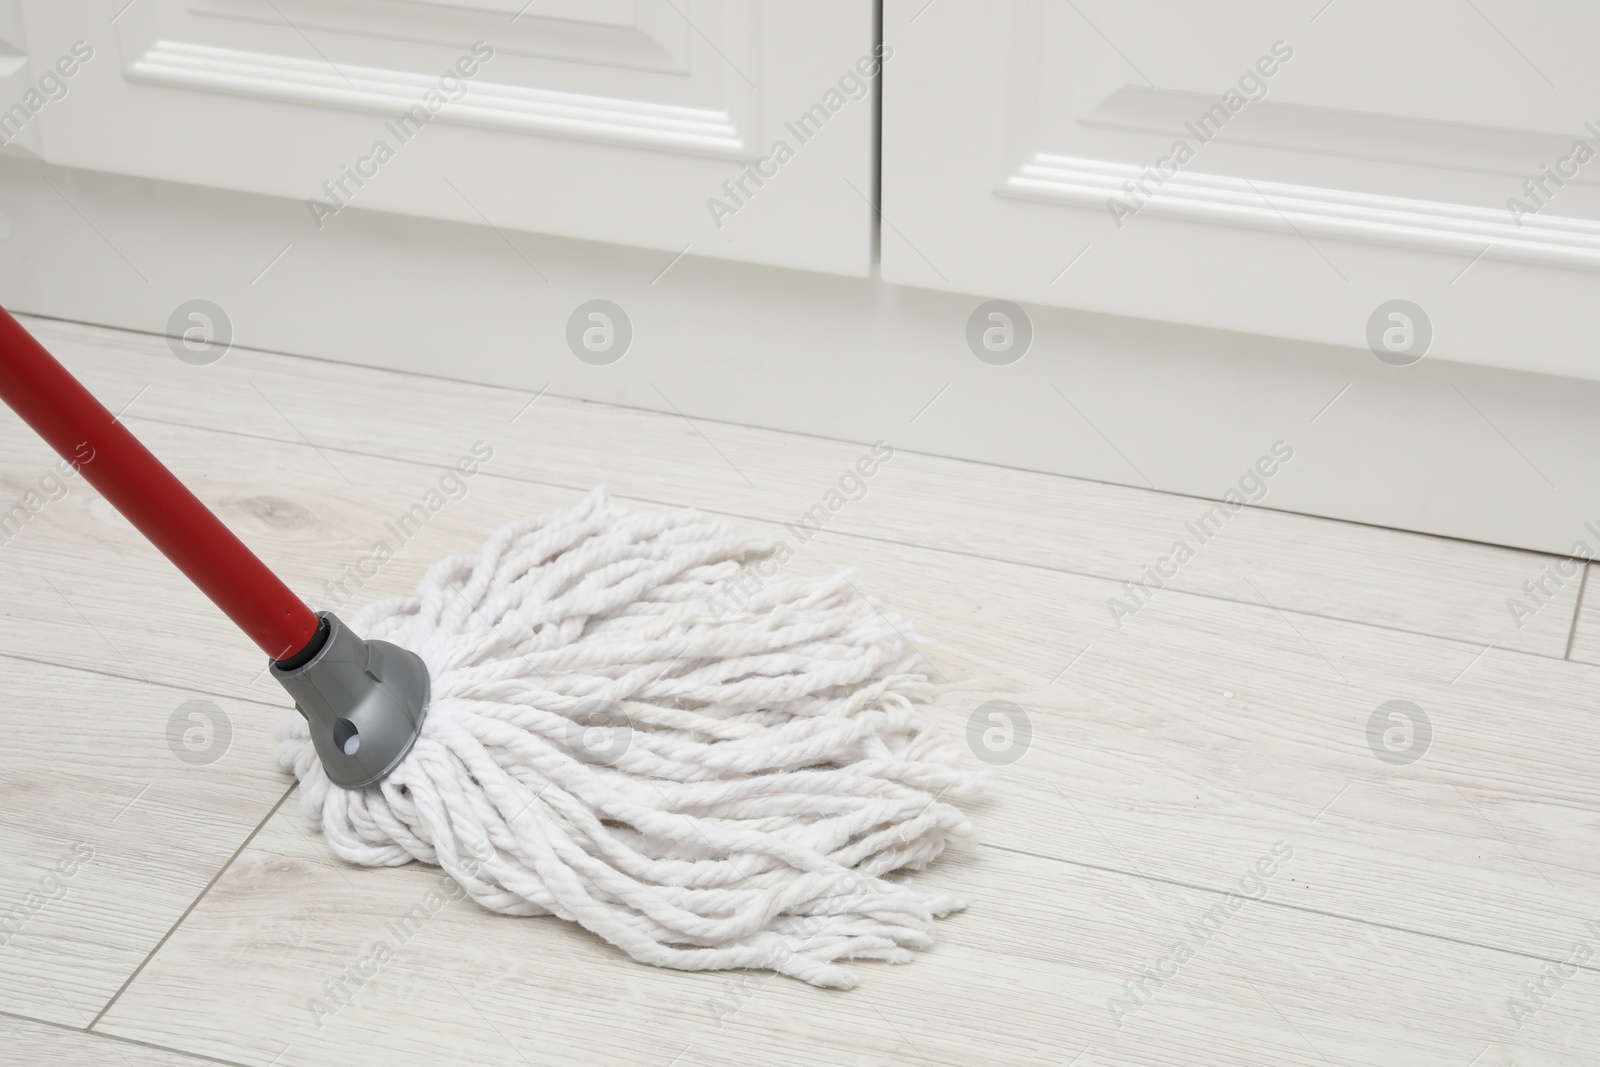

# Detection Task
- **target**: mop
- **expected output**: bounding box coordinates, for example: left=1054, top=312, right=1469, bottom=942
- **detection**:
left=0, top=308, right=983, bottom=989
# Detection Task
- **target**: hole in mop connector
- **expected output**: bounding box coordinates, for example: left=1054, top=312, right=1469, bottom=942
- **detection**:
left=269, top=611, right=429, bottom=789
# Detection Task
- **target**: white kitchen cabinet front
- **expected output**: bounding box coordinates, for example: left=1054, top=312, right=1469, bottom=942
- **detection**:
left=16, top=0, right=878, bottom=276
left=882, top=0, right=1600, bottom=380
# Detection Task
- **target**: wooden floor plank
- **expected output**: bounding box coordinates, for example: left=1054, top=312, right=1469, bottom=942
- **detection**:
left=1, top=1015, right=231, bottom=1067
left=96, top=808, right=1595, bottom=1067
left=819, top=534, right=1600, bottom=971
left=12, top=314, right=1576, bottom=657
left=1, top=416, right=1595, bottom=978
left=0, top=655, right=289, bottom=1027
left=4, top=318, right=1599, bottom=1065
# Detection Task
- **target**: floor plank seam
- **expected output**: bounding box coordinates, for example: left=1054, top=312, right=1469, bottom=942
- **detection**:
left=0, top=649, right=290, bottom=713
left=105, top=412, right=1599, bottom=666
left=982, top=840, right=1600, bottom=977
left=86, top=784, right=297, bottom=1031
left=1563, top=563, right=1591, bottom=660
left=0, top=1008, right=255, bottom=1067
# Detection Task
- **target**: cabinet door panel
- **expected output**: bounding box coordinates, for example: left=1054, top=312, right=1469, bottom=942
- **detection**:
left=23, top=0, right=876, bottom=275
left=883, top=0, right=1600, bottom=378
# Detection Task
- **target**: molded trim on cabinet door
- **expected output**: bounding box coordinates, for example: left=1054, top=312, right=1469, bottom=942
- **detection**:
left=1082, top=87, right=1595, bottom=183
left=999, top=153, right=1600, bottom=271
left=126, top=39, right=752, bottom=158
left=191, top=0, right=693, bottom=74
left=419, top=0, right=637, bottom=24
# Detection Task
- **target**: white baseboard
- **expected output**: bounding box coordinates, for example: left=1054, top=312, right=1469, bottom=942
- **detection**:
left=2, top=157, right=1598, bottom=558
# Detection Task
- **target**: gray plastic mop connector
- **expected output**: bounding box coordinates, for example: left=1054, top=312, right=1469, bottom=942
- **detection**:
left=270, top=611, right=430, bottom=789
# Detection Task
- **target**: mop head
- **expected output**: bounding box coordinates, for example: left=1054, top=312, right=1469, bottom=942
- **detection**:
left=276, top=488, right=984, bottom=989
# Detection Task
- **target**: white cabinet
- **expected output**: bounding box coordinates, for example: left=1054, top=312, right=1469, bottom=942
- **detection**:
left=20, top=0, right=877, bottom=275
left=882, top=0, right=1600, bottom=379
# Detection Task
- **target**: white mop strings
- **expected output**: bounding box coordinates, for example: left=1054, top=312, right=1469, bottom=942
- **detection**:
left=276, top=487, right=984, bottom=989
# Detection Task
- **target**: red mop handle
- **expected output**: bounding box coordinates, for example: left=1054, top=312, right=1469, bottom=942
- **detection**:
left=0, top=307, right=319, bottom=660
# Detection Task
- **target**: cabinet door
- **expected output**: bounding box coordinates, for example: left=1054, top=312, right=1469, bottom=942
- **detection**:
left=883, top=0, right=1600, bottom=378
left=21, top=0, right=877, bottom=275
